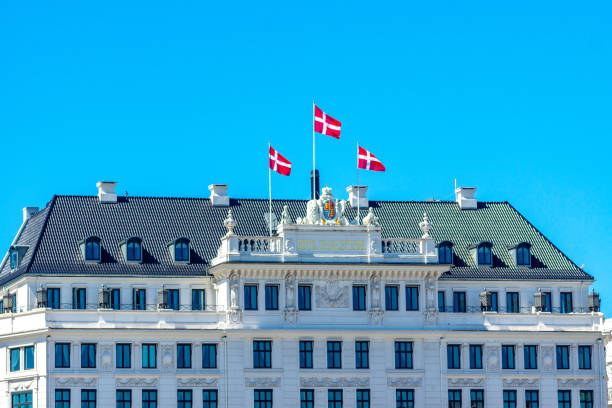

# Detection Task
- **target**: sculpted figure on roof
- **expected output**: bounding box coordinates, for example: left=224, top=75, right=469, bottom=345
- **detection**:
left=297, top=186, right=349, bottom=226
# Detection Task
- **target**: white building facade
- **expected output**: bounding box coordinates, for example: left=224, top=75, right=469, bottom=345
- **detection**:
left=0, top=181, right=607, bottom=408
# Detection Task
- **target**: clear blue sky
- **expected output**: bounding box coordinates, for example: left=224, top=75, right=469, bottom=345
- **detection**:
left=1, top=2, right=610, bottom=313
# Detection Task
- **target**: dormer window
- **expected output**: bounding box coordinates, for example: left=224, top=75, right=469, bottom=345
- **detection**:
left=120, top=237, right=143, bottom=263
left=8, top=246, right=28, bottom=270
left=168, top=238, right=190, bottom=263
left=80, top=236, right=101, bottom=262
left=477, top=244, right=492, bottom=266
left=438, top=242, right=453, bottom=264
left=507, top=242, right=531, bottom=267
left=9, top=249, right=18, bottom=270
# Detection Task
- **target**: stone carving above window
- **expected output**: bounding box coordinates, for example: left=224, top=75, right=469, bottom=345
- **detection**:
left=116, top=377, right=158, bottom=387
left=177, top=377, right=218, bottom=387
left=387, top=376, right=422, bottom=387
left=301, top=377, right=369, bottom=387
left=161, top=344, right=174, bottom=370
left=502, top=378, right=539, bottom=387
left=448, top=377, right=484, bottom=387
left=55, top=377, right=97, bottom=387
left=557, top=378, right=594, bottom=387
left=245, top=377, right=281, bottom=387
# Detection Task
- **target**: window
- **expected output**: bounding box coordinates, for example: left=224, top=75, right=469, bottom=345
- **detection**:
left=299, top=340, right=313, bottom=369
left=12, top=391, right=32, bottom=408
left=55, top=389, right=70, bottom=408
left=489, top=292, right=499, bottom=312
left=126, top=238, right=142, bottom=262
left=396, top=389, right=414, bottom=408
left=516, top=244, right=530, bottom=266
left=175, top=238, right=190, bottom=262
left=55, top=343, right=70, bottom=368
left=327, top=341, right=342, bottom=369
left=177, top=390, right=192, bottom=408
left=142, top=390, right=157, bottom=408
left=254, top=389, right=272, bottom=408
left=85, top=237, right=101, bottom=261
left=298, top=285, right=311, bottom=310
left=167, top=289, right=180, bottom=311
left=300, top=389, right=314, bottom=408
left=355, top=341, right=369, bottom=369
left=560, top=292, right=573, bottom=313
left=580, top=391, right=593, bottom=408
left=202, top=344, right=217, bottom=368
left=116, top=390, right=131, bottom=408
left=438, top=291, right=445, bottom=312
left=439, top=242, right=453, bottom=264
left=81, top=343, right=96, bottom=368
left=405, top=286, right=419, bottom=311
left=502, top=345, right=515, bottom=369
left=525, top=390, right=539, bottom=408
left=470, top=390, right=484, bottom=408
left=81, top=390, right=96, bottom=408
left=477, top=244, right=492, bottom=266
left=395, top=341, right=413, bottom=369
left=253, top=340, right=272, bottom=368
left=192, top=289, right=205, bottom=311
left=453, top=292, right=466, bottom=313
left=448, top=390, right=461, bottom=408
left=10, top=249, right=18, bottom=270
left=447, top=344, right=461, bottom=369
left=353, top=285, right=366, bottom=311
left=177, top=344, right=192, bottom=368
left=116, top=343, right=131, bottom=368
left=542, top=291, right=552, bottom=312
left=578, top=345, right=592, bottom=369
left=142, top=344, right=157, bottom=368
left=110, top=288, right=121, bottom=310
left=469, top=345, right=482, bottom=369
left=557, top=345, right=570, bottom=369
left=73, top=288, right=87, bottom=310
left=24, top=346, right=34, bottom=370
left=385, top=285, right=399, bottom=310
left=48, top=288, right=61, bottom=309
left=244, top=285, right=258, bottom=310
left=356, top=389, right=369, bottom=408
left=265, top=285, right=279, bottom=310
left=558, top=390, right=571, bottom=408
left=506, top=292, right=519, bottom=313
left=328, top=389, right=342, bottom=408
left=202, top=390, right=218, bottom=408
left=524, top=345, right=538, bottom=369
left=10, top=348, right=20, bottom=371
left=503, top=390, right=517, bottom=408
left=133, top=288, right=146, bottom=311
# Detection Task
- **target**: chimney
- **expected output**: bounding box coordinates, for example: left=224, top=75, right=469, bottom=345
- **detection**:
left=455, top=187, right=477, bottom=210
left=96, top=181, right=118, bottom=203
left=22, top=207, right=39, bottom=223
left=346, top=185, right=368, bottom=208
left=310, top=170, right=320, bottom=200
left=208, top=184, right=229, bottom=206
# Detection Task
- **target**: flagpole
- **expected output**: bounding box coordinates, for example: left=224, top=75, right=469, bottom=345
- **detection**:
left=312, top=100, right=315, bottom=200
left=268, top=141, right=272, bottom=237
left=356, top=141, right=361, bottom=224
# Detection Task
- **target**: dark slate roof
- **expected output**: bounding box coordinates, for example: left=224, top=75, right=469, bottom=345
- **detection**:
left=0, top=195, right=592, bottom=285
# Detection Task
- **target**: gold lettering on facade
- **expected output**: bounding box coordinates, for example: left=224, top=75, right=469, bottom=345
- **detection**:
left=297, top=239, right=366, bottom=251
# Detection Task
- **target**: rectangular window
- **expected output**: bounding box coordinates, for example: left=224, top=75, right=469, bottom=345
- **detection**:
left=55, top=389, right=70, bottom=408
left=525, top=390, right=539, bottom=408
left=300, top=389, right=314, bottom=408
left=385, top=285, right=399, bottom=311
left=502, top=345, right=516, bottom=369
left=579, top=390, right=593, bottom=408
left=202, top=390, right=218, bottom=408
left=524, top=345, right=537, bottom=369
left=10, top=348, right=20, bottom=371
left=116, top=390, right=131, bottom=408
left=490, top=292, right=499, bottom=312
left=81, top=343, right=96, bottom=368
left=48, top=288, right=61, bottom=309
left=73, top=288, right=87, bottom=310
left=578, top=345, right=591, bottom=369
left=503, top=390, right=517, bottom=408
left=447, top=344, right=461, bottom=369
left=142, top=344, right=157, bottom=368
left=177, top=344, right=192, bottom=368
left=448, top=390, right=462, bottom=408
left=353, top=285, right=366, bottom=311
left=265, top=285, right=279, bottom=310
left=142, top=390, right=157, bottom=408
left=560, top=292, right=573, bottom=313
left=254, top=389, right=273, bottom=408
left=11, top=391, right=32, bottom=408
left=24, top=346, right=34, bottom=370
left=405, top=286, right=419, bottom=311
left=557, top=345, right=570, bottom=369
left=116, top=343, right=131, bottom=368
left=395, top=341, right=413, bottom=369
left=81, top=389, right=96, bottom=408
left=469, top=345, right=482, bottom=369
left=55, top=343, right=70, bottom=368
left=299, top=340, right=313, bottom=369
left=558, top=390, right=571, bottom=408
left=202, top=344, right=217, bottom=368
left=453, top=292, right=466, bottom=313
left=355, top=341, right=369, bottom=369
left=110, top=288, right=121, bottom=310
left=543, top=291, right=552, bottom=312
left=327, top=341, right=342, bottom=369
left=253, top=340, right=272, bottom=368
left=133, top=288, right=146, bottom=311
left=177, top=390, right=192, bottom=408
left=396, top=389, right=414, bottom=408
left=244, top=285, right=258, bottom=310
left=328, top=389, right=342, bottom=408
left=438, top=291, right=445, bottom=312
left=192, top=289, right=205, bottom=311
left=298, top=285, right=311, bottom=311
left=167, top=289, right=180, bottom=311
left=470, top=389, right=484, bottom=408
left=506, top=292, right=519, bottom=313
left=356, top=389, right=369, bottom=408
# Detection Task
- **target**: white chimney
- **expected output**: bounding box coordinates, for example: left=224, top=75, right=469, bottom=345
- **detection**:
left=346, top=185, right=368, bottom=209
left=96, top=181, right=118, bottom=203
left=22, top=207, right=39, bottom=223
left=455, top=187, right=477, bottom=210
left=209, top=184, right=229, bottom=207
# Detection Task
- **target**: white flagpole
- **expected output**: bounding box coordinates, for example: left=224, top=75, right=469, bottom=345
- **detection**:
left=356, top=141, right=360, bottom=224
left=268, top=141, right=272, bottom=237
left=312, top=100, right=316, bottom=200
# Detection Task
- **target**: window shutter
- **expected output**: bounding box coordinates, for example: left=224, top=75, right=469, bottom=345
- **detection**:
left=36, top=287, right=48, bottom=308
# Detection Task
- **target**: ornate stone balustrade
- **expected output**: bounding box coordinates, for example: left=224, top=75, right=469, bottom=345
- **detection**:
left=381, top=238, right=422, bottom=255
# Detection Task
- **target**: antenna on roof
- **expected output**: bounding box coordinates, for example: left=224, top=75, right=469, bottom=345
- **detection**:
left=454, top=178, right=457, bottom=191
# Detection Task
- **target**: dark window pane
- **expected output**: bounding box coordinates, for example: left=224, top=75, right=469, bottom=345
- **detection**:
left=298, top=285, right=311, bottom=311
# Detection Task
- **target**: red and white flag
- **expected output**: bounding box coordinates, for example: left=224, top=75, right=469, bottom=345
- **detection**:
left=314, top=104, right=341, bottom=139
left=358, top=146, right=386, bottom=172
left=269, top=146, right=292, bottom=176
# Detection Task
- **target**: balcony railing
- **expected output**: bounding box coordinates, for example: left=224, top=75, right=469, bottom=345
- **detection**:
left=237, top=236, right=282, bottom=254
left=1, top=303, right=222, bottom=314
left=381, top=238, right=422, bottom=255
left=438, top=306, right=595, bottom=314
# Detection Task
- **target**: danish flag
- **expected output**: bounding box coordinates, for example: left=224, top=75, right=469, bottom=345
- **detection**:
left=314, top=104, right=341, bottom=139
left=358, top=146, right=386, bottom=172
left=269, top=146, right=292, bottom=176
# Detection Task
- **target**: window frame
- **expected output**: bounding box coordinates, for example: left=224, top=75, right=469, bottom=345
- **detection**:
left=558, top=390, right=571, bottom=408
left=385, top=285, right=399, bottom=311
left=503, top=390, right=517, bottom=408
left=81, top=389, right=96, bottom=408
left=142, top=343, right=157, bottom=369
left=524, top=345, right=538, bottom=369
left=55, top=389, right=70, bottom=408
left=174, top=238, right=190, bottom=263
left=47, top=287, right=61, bottom=309
left=452, top=291, right=466, bottom=313
left=352, top=285, right=366, bottom=311
left=579, top=390, right=593, bottom=408
left=405, top=286, right=419, bottom=311
left=116, top=343, right=131, bottom=369
left=396, top=389, right=414, bottom=408
left=142, top=389, right=157, bottom=408
left=506, top=292, right=520, bottom=313
left=177, top=389, right=193, bottom=408
left=80, top=343, right=96, bottom=368
left=299, top=340, right=313, bottom=369
left=265, top=285, right=279, bottom=311
left=298, top=285, right=311, bottom=311
left=300, top=389, right=314, bottom=408
left=477, top=243, right=492, bottom=267
left=133, top=288, right=146, bottom=311
left=327, top=341, right=342, bottom=369
left=525, top=390, right=539, bottom=408
left=84, top=237, right=101, bottom=262
left=516, top=244, right=531, bottom=266
left=560, top=292, right=573, bottom=314
left=447, top=344, right=461, bottom=369
left=578, top=345, right=592, bottom=370
left=244, top=285, right=258, bottom=311
left=116, top=389, right=132, bottom=408
left=556, top=345, right=570, bottom=370
left=125, top=237, right=143, bottom=263
left=448, top=389, right=462, bottom=408
left=254, top=389, right=273, bottom=408
left=328, top=389, right=343, bottom=408
left=356, top=389, right=370, bottom=408
left=469, top=344, right=483, bottom=369
left=355, top=341, right=369, bottom=369
left=192, top=289, right=205, bottom=311
left=438, top=290, right=445, bottom=312
left=253, top=340, right=272, bottom=369
left=202, top=343, right=217, bottom=369
left=438, top=242, right=453, bottom=264
left=501, top=345, right=516, bottom=370
left=395, top=341, right=414, bottom=369
left=55, top=343, right=71, bottom=368
left=177, top=343, right=192, bottom=369
left=470, top=389, right=484, bottom=408
left=202, top=389, right=218, bottom=408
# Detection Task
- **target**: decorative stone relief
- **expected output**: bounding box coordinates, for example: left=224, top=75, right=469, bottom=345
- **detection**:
left=284, top=238, right=295, bottom=254
left=502, top=378, right=539, bottom=387
left=100, top=344, right=113, bottom=371
left=55, top=377, right=97, bottom=387
left=301, top=377, right=369, bottom=387
left=229, top=272, right=240, bottom=310
left=315, top=273, right=349, bottom=308
left=116, top=377, right=158, bottom=387
left=9, top=381, right=34, bottom=392
left=369, top=239, right=380, bottom=254
left=296, top=187, right=349, bottom=225
left=387, top=377, right=422, bottom=387
left=368, top=309, right=384, bottom=325
left=370, top=272, right=381, bottom=309
left=245, top=377, right=281, bottom=387
left=177, top=377, right=218, bottom=387
left=424, top=274, right=436, bottom=312
left=557, top=378, right=594, bottom=387
left=283, top=310, right=298, bottom=324
left=486, top=346, right=499, bottom=371
left=541, top=346, right=554, bottom=370
left=362, top=207, right=380, bottom=227
left=448, top=377, right=484, bottom=387
left=161, top=344, right=174, bottom=370
left=285, top=272, right=297, bottom=309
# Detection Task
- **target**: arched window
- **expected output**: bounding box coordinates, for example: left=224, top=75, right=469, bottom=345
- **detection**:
left=477, top=244, right=492, bottom=266
left=85, top=237, right=101, bottom=261
left=438, top=242, right=453, bottom=264
left=126, top=238, right=142, bottom=262
left=175, top=238, right=190, bottom=262
left=516, top=244, right=531, bottom=266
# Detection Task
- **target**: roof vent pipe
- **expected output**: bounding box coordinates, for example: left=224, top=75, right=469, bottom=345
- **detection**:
left=22, top=207, right=39, bottom=223
left=209, top=184, right=229, bottom=207
left=310, top=170, right=320, bottom=200
left=96, top=181, right=118, bottom=204
left=346, top=185, right=368, bottom=208
left=455, top=187, right=477, bottom=210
